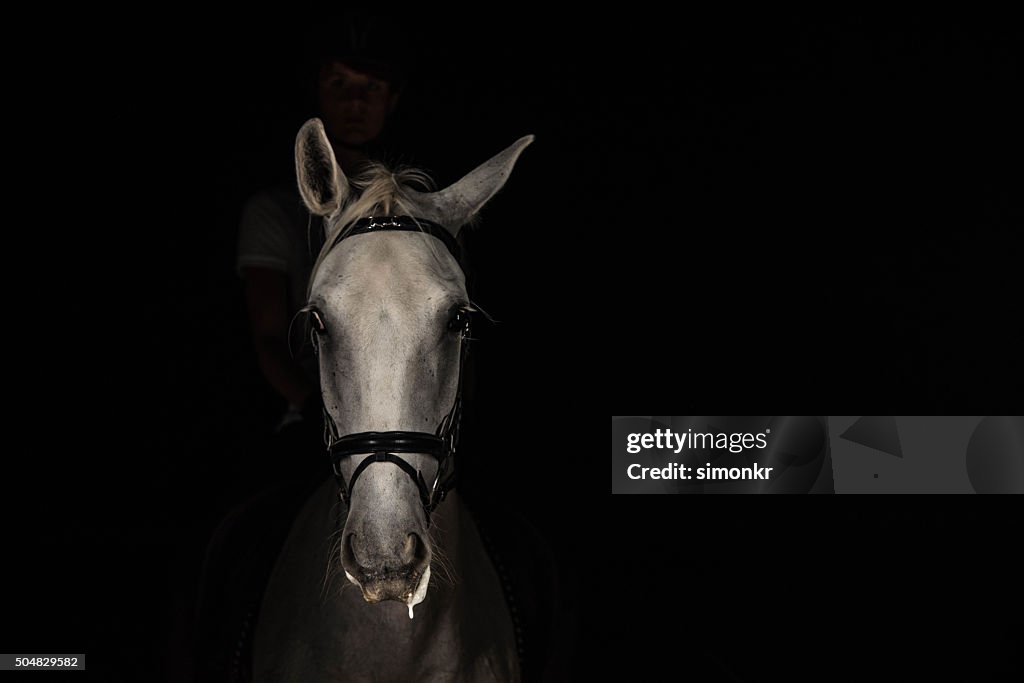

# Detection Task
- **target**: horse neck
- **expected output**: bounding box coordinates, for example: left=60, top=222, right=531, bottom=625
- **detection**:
left=421, top=490, right=469, bottom=591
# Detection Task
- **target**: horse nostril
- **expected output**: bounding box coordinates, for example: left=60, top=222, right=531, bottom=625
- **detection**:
left=402, top=533, right=417, bottom=564
left=341, top=533, right=361, bottom=578
left=402, top=533, right=428, bottom=566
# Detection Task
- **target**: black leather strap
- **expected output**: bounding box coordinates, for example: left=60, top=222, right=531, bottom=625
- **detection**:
left=334, top=216, right=463, bottom=268
left=329, top=427, right=457, bottom=517
left=329, top=431, right=447, bottom=463
left=329, top=431, right=447, bottom=512
left=346, top=451, right=433, bottom=512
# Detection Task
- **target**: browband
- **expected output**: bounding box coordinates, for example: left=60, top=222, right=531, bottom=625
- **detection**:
left=339, top=216, right=463, bottom=267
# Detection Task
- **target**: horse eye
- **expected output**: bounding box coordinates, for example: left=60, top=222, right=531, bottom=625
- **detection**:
left=447, top=308, right=471, bottom=334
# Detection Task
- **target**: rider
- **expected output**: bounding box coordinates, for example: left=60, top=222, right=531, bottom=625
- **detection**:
left=236, top=14, right=408, bottom=469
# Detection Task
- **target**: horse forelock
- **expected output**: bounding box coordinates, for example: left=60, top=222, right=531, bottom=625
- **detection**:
left=307, top=163, right=450, bottom=297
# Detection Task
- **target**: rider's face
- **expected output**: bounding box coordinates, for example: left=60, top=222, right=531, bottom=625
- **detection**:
left=318, top=61, right=399, bottom=148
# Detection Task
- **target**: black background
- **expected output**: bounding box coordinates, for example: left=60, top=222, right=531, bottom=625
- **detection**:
left=8, top=8, right=1022, bottom=680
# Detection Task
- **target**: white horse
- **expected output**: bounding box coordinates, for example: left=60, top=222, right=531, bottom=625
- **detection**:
left=252, top=119, right=534, bottom=681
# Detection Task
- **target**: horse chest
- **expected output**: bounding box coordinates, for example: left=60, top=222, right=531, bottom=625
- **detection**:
left=256, top=588, right=518, bottom=682
left=253, top=487, right=520, bottom=682
left=320, top=607, right=516, bottom=682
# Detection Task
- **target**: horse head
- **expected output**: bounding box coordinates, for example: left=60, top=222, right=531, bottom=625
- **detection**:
left=296, top=119, right=532, bottom=613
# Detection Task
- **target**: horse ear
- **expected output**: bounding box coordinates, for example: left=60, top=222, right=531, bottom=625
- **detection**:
left=295, top=118, right=348, bottom=217
left=413, top=135, right=534, bottom=234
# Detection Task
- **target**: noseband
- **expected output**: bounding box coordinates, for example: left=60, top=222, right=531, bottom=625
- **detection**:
left=319, top=216, right=469, bottom=524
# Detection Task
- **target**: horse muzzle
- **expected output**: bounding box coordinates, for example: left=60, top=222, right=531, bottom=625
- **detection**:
left=356, top=569, right=424, bottom=604
left=342, top=532, right=431, bottom=604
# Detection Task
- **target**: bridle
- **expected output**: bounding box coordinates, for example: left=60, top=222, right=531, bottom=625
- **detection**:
left=316, top=216, right=470, bottom=525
